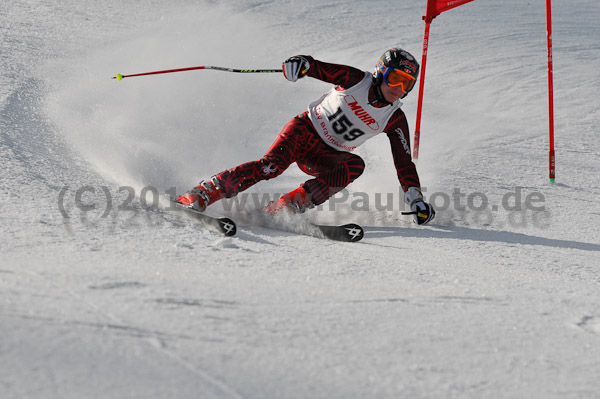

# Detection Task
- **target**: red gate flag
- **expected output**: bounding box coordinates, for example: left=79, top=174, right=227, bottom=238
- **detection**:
left=413, top=0, right=476, bottom=160
left=426, top=0, right=476, bottom=22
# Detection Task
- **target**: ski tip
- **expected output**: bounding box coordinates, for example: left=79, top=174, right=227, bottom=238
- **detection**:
left=170, top=198, right=237, bottom=237
left=316, top=223, right=364, bottom=242
left=217, top=218, right=237, bottom=236
left=341, top=223, right=364, bottom=242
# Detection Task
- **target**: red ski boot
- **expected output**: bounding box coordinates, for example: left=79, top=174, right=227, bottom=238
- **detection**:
left=175, top=177, right=224, bottom=212
left=265, top=186, right=313, bottom=214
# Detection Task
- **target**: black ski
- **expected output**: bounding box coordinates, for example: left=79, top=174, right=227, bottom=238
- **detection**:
left=313, top=223, right=364, bottom=242
left=243, top=210, right=364, bottom=242
left=171, top=200, right=237, bottom=236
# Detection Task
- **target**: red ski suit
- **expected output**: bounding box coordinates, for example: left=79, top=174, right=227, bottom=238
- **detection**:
left=214, top=56, right=421, bottom=206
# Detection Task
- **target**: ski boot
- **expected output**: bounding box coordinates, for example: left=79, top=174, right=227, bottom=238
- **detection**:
left=175, top=176, right=224, bottom=212
left=265, top=186, right=314, bottom=214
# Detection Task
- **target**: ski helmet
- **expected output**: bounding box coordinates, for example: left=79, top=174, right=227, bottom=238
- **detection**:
left=373, top=48, right=419, bottom=99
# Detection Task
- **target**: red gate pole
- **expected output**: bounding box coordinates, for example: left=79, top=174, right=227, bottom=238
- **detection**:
left=546, top=0, right=556, bottom=182
left=413, top=18, right=433, bottom=161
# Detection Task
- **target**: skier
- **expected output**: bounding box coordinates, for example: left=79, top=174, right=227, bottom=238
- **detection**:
left=176, top=48, right=435, bottom=225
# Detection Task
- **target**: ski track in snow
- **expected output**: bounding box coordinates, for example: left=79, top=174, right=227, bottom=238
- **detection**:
left=2, top=0, right=600, bottom=398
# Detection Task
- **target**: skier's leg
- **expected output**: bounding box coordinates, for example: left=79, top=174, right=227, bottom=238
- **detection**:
left=268, top=146, right=365, bottom=213
left=176, top=114, right=313, bottom=210
left=214, top=114, right=314, bottom=197
left=298, top=150, right=365, bottom=206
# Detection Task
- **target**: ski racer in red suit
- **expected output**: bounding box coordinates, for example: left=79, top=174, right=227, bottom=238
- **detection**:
left=176, top=48, right=435, bottom=225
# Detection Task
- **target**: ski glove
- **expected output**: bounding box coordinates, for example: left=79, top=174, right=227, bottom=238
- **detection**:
left=403, top=187, right=436, bottom=225
left=282, top=56, right=310, bottom=82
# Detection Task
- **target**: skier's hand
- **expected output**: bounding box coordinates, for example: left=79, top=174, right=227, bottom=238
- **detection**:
left=283, top=56, right=309, bottom=82
left=403, top=187, right=436, bottom=225
left=410, top=200, right=435, bottom=225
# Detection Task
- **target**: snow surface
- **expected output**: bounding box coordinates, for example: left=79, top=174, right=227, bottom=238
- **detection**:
left=2, top=0, right=600, bottom=398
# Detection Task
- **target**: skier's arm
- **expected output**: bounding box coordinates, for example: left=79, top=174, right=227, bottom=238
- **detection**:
left=384, top=110, right=421, bottom=192
left=282, top=55, right=365, bottom=89
left=385, top=111, right=436, bottom=225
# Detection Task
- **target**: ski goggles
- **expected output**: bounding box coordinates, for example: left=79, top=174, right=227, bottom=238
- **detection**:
left=380, top=66, right=416, bottom=92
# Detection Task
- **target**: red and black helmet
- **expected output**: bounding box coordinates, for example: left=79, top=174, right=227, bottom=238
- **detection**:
left=373, top=48, right=420, bottom=99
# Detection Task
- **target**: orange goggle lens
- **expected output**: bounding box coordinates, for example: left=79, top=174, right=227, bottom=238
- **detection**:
left=382, top=68, right=416, bottom=92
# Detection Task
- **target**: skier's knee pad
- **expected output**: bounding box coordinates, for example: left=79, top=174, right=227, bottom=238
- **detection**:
left=345, top=154, right=366, bottom=183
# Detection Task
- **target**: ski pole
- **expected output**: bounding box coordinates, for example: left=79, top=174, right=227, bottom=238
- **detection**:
left=112, top=65, right=283, bottom=81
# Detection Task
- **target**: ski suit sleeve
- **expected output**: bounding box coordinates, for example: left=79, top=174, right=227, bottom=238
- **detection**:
left=299, top=55, right=365, bottom=89
left=384, top=110, right=421, bottom=192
